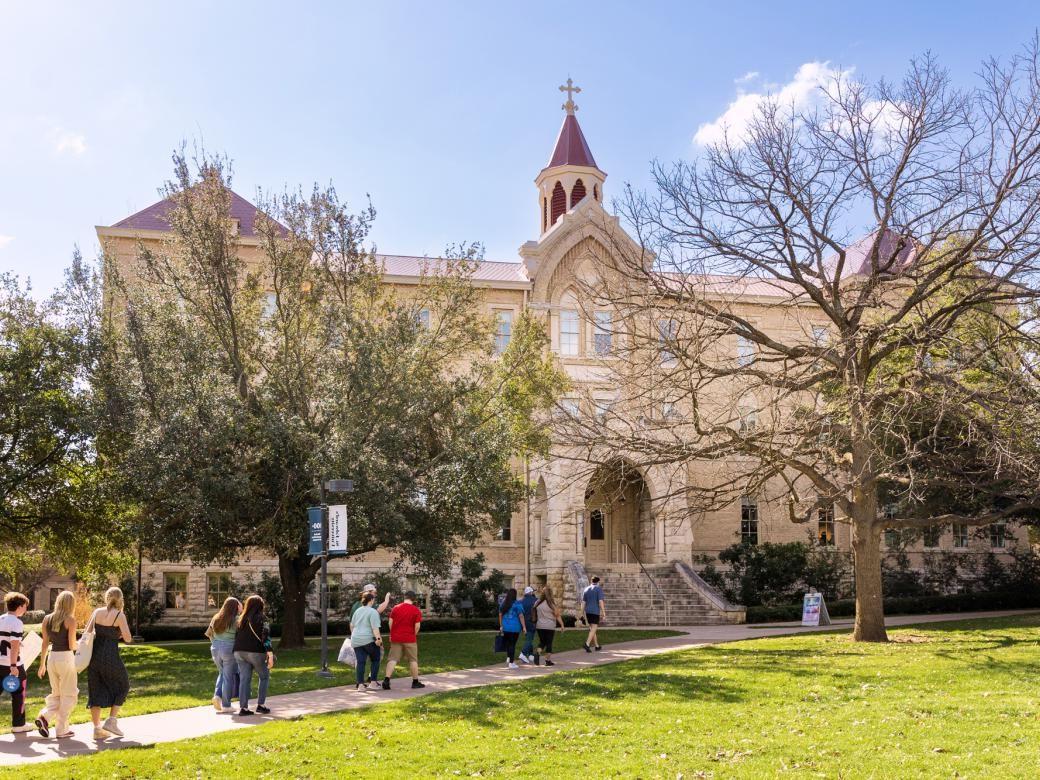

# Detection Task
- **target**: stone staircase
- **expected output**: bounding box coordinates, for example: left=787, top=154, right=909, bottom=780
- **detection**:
left=564, top=560, right=745, bottom=626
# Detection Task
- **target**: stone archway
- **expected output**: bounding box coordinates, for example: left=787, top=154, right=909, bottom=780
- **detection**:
left=583, top=460, right=652, bottom=565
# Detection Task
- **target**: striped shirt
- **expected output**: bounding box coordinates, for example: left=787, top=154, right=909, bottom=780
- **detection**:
left=0, top=613, right=24, bottom=666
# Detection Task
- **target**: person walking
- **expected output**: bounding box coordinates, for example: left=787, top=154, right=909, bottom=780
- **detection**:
left=233, top=595, right=274, bottom=716
left=1, top=591, right=32, bottom=734
left=34, top=590, right=78, bottom=739
left=206, top=597, right=241, bottom=713
left=534, top=585, right=566, bottom=666
left=349, top=583, right=392, bottom=619
left=349, top=592, right=383, bottom=690
left=580, top=576, right=606, bottom=652
left=86, top=587, right=133, bottom=740
left=518, top=586, right=538, bottom=664
left=497, top=588, right=526, bottom=670
left=381, top=590, right=424, bottom=690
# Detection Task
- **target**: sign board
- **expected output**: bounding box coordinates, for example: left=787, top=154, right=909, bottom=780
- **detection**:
left=19, top=631, right=42, bottom=671
left=801, top=592, right=832, bottom=627
left=328, top=504, right=348, bottom=555
left=325, top=479, right=354, bottom=494
left=307, top=506, right=325, bottom=556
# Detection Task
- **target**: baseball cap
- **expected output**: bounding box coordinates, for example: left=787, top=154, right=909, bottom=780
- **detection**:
left=523, top=586, right=535, bottom=595
left=362, top=583, right=376, bottom=593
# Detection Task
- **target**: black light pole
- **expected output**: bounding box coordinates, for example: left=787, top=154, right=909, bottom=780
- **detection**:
left=317, top=478, right=353, bottom=679
left=132, top=544, right=144, bottom=642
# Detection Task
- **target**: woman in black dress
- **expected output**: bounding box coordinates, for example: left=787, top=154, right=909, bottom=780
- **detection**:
left=86, top=586, right=133, bottom=740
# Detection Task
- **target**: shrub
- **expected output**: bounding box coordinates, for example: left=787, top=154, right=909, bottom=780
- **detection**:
left=447, top=554, right=511, bottom=617
left=23, top=610, right=45, bottom=624
left=715, top=542, right=809, bottom=606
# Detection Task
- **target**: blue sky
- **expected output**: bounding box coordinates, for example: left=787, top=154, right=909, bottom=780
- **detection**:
left=2, top=1, right=1038, bottom=294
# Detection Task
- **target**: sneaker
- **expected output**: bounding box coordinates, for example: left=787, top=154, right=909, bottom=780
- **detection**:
left=508, top=662, right=519, bottom=670
left=103, top=717, right=124, bottom=737
left=518, top=653, right=530, bottom=664
left=256, top=705, right=270, bottom=714
left=93, top=727, right=113, bottom=740
left=56, top=731, right=74, bottom=739
left=238, top=709, right=254, bottom=716
left=221, top=707, right=235, bottom=714
left=411, top=679, right=425, bottom=689
left=545, top=659, right=555, bottom=666
left=583, top=643, right=592, bottom=653
left=212, top=695, right=222, bottom=712
left=11, top=724, right=34, bottom=733
left=381, top=678, right=391, bottom=690
left=34, top=715, right=49, bottom=738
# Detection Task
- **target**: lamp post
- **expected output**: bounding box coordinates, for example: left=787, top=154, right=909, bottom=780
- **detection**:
left=132, top=544, right=144, bottom=642
left=316, top=478, right=353, bottom=678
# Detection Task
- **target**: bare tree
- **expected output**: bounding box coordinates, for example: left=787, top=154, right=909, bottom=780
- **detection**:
left=558, top=42, right=1040, bottom=641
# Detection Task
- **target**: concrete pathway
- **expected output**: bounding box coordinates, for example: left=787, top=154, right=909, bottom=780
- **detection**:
left=0, top=609, right=1034, bottom=766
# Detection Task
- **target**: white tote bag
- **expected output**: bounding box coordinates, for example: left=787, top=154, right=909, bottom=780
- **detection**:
left=74, top=630, right=95, bottom=673
left=19, top=631, right=42, bottom=671
left=337, top=638, right=357, bottom=667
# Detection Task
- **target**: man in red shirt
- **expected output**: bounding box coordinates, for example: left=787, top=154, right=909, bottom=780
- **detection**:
left=382, top=591, right=425, bottom=690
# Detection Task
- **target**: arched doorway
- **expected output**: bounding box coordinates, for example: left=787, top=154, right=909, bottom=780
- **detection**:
left=583, top=460, right=651, bottom=565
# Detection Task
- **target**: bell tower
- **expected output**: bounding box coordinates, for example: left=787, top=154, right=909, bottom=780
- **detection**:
left=536, top=79, right=607, bottom=235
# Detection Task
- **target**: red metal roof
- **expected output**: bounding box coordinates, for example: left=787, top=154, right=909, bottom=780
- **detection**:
left=112, top=190, right=285, bottom=237
left=545, top=114, right=598, bottom=170
left=378, top=255, right=529, bottom=284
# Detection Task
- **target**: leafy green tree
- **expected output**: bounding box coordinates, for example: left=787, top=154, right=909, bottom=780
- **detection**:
left=100, top=153, right=564, bottom=647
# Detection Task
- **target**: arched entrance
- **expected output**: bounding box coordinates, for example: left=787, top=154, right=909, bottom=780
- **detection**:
left=583, top=460, right=652, bottom=565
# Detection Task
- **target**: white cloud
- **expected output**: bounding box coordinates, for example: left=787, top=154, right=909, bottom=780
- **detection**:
left=0, top=235, right=12, bottom=249
left=49, top=127, right=87, bottom=156
left=694, top=61, right=853, bottom=147
left=735, top=71, right=759, bottom=85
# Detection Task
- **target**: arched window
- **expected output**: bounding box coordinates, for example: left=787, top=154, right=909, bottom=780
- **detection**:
left=550, top=181, right=566, bottom=225
left=593, top=184, right=599, bottom=201
left=571, top=179, right=587, bottom=207
left=542, top=197, right=548, bottom=232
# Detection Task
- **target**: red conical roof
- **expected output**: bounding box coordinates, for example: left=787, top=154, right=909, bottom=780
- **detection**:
left=545, top=113, right=598, bottom=170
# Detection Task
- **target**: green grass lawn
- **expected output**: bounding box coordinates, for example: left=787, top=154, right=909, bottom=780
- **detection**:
left=0, top=628, right=673, bottom=732
left=12, top=614, right=1040, bottom=779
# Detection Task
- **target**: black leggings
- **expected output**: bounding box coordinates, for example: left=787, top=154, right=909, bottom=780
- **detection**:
left=502, top=631, right=520, bottom=662
left=537, top=628, right=556, bottom=653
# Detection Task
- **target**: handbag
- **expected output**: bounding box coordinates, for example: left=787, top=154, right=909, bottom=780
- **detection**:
left=74, top=630, right=94, bottom=673
left=493, top=632, right=507, bottom=653
left=337, top=638, right=357, bottom=667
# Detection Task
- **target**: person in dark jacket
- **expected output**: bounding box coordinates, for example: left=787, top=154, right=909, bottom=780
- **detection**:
left=233, top=595, right=275, bottom=716
left=518, top=586, right=538, bottom=664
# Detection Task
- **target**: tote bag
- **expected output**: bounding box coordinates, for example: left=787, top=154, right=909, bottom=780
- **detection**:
left=74, top=630, right=95, bottom=673
left=337, top=638, right=357, bottom=667
left=493, top=632, right=507, bottom=653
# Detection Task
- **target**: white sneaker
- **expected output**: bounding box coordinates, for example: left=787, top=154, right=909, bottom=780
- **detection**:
left=11, top=724, right=34, bottom=733
left=508, top=662, right=519, bottom=669
left=221, top=707, right=235, bottom=714
left=518, top=654, right=530, bottom=664
left=102, top=717, right=124, bottom=737
left=212, top=695, right=223, bottom=712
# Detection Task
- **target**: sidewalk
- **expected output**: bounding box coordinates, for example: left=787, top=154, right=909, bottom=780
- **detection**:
left=0, top=609, right=1033, bottom=766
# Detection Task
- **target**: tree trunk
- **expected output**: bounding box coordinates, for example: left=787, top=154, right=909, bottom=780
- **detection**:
left=851, top=519, right=888, bottom=642
left=277, top=552, right=317, bottom=649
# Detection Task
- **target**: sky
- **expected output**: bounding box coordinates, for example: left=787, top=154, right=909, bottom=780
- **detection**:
left=2, top=1, right=1038, bottom=296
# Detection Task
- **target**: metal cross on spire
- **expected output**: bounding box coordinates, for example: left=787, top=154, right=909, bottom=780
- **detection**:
left=559, top=78, right=581, bottom=115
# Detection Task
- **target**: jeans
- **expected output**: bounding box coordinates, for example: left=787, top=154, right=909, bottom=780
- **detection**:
left=502, top=631, right=520, bottom=663
left=210, top=640, right=237, bottom=708
left=234, top=651, right=269, bottom=709
left=521, top=627, right=537, bottom=657
left=353, top=642, right=381, bottom=685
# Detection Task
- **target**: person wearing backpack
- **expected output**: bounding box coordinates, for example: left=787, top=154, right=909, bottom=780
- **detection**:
left=497, top=588, right=526, bottom=670
left=534, top=585, right=566, bottom=666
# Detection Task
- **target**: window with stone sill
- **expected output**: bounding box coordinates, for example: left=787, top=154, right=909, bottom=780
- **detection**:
left=953, top=523, right=970, bottom=548
left=817, top=505, right=836, bottom=546
left=923, top=525, right=942, bottom=548
left=658, top=319, right=677, bottom=363
left=206, top=572, right=233, bottom=609
left=164, top=572, right=188, bottom=610
left=557, top=398, right=580, bottom=418
left=990, top=521, right=1006, bottom=549
left=417, top=308, right=431, bottom=330
left=740, top=495, right=759, bottom=545
left=560, top=309, right=580, bottom=356
left=593, top=311, right=612, bottom=355
left=737, top=335, right=756, bottom=367
left=494, top=310, right=513, bottom=355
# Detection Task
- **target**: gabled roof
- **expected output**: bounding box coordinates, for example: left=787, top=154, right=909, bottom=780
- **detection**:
left=545, top=114, right=598, bottom=170
left=112, top=190, right=285, bottom=237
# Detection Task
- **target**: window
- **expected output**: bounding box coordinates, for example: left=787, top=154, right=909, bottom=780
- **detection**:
left=923, top=525, right=942, bottom=549
left=560, top=309, right=580, bottom=355
left=403, top=576, right=429, bottom=610
left=658, top=319, right=677, bottom=363
left=48, top=588, right=61, bottom=610
left=494, top=310, right=512, bottom=354
left=738, top=406, right=758, bottom=434
left=206, top=572, right=233, bottom=609
left=737, top=335, right=755, bottom=367
left=884, top=529, right=900, bottom=548
left=558, top=398, right=580, bottom=417
left=990, top=522, right=1006, bottom=549
left=740, top=496, right=759, bottom=545
left=817, top=505, right=835, bottom=546
left=589, top=509, right=606, bottom=540
left=164, top=572, right=188, bottom=610
left=417, top=308, right=431, bottom=330
left=953, top=523, right=969, bottom=548
left=811, top=326, right=828, bottom=346
left=262, top=292, right=278, bottom=320
left=593, top=311, right=612, bottom=355
left=593, top=396, right=616, bottom=422
left=497, top=515, right=512, bottom=542
left=661, top=400, right=678, bottom=419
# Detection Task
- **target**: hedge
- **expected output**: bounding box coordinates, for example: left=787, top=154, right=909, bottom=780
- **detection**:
left=745, top=590, right=1040, bottom=623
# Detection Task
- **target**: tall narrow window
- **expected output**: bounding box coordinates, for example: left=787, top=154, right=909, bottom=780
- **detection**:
left=571, top=178, right=586, bottom=207
left=737, top=335, right=755, bottom=366
left=560, top=309, right=580, bottom=355
left=817, top=505, right=835, bottom=546
left=164, top=572, right=188, bottom=610
left=953, top=523, right=969, bottom=548
left=417, top=308, right=431, bottom=330
left=990, top=522, right=1006, bottom=549
left=740, top=495, right=759, bottom=545
left=494, top=310, right=512, bottom=354
left=550, top=181, right=567, bottom=225
left=262, top=292, right=278, bottom=320
left=738, top=406, right=758, bottom=434
left=590, top=509, right=606, bottom=540
left=593, top=311, right=612, bottom=355
left=498, top=515, right=512, bottom=542
left=658, top=319, right=677, bottom=363
left=923, top=525, right=942, bottom=548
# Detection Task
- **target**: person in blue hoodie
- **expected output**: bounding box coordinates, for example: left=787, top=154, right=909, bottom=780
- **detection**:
left=518, top=586, right=539, bottom=664
left=497, top=588, right=527, bottom=670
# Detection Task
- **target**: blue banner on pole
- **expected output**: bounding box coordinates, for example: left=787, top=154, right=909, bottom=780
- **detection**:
left=308, top=506, right=324, bottom=556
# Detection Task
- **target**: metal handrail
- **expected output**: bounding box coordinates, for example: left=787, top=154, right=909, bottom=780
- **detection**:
left=620, top=540, right=670, bottom=627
